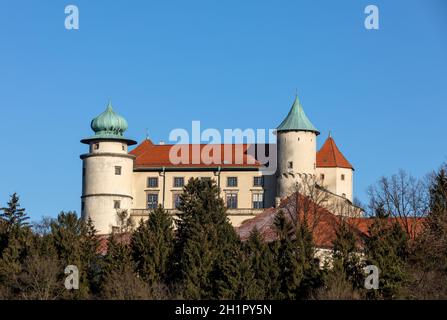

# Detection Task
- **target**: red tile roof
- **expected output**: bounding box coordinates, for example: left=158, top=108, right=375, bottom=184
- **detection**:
left=130, top=139, right=262, bottom=169
left=236, top=193, right=425, bottom=249
left=316, top=136, right=353, bottom=170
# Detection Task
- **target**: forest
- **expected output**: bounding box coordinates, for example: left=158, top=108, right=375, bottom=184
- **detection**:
left=0, top=165, right=446, bottom=300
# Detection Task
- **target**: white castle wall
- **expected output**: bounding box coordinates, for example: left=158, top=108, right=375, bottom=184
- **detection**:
left=81, top=141, right=135, bottom=234
left=276, top=131, right=317, bottom=198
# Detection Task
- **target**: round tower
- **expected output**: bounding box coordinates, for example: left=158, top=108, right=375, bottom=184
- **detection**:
left=80, top=101, right=137, bottom=234
left=276, top=95, right=320, bottom=199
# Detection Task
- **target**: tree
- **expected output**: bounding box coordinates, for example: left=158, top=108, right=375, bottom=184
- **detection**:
left=131, top=206, right=174, bottom=286
left=406, top=166, right=447, bottom=298
left=367, top=170, right=428, bottom=237
left=273, top=210, right=304, bottom=299
left=0, top=193, right=29, bottom=232
left=364, top=204, right=408, bottom=299
left=0, top=193, right=33, bottom=298
left=319, top=220, right=364, bottom=299
left=173, top=178, right=240, bottom=299
left=49, top=211, right=100, bottom=298
left=243, top=227, right=279, bottom=299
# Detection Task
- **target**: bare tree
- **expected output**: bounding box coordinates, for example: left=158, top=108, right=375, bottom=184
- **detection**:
left=367, top=169, right=429, bottom=238
left=281, top=174, right=331, bottom=232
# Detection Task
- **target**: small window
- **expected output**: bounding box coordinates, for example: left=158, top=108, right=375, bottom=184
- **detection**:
left=147, top=177, right=158, bottom=188
left=227, top=177, right=238, bottom=187
left=253, top=176, right=263, bottom=187
left=341, top=174, right=345, bottom=181
left=147, top=194, right=158, bottom=209
left=342, top=193, right=346, bottom=198
left=81, top=201, right=85, bottom=212
left=82, top=167, right=86, bottom=177
left=114, top=200, right=121, bottom=209
left=173, top=193, right=182, bottom=209
left=252, top=193, right=264, bottom=209
left=94, top=143, right=100, bottom=150
left=115, top=166, right=122, bottom=175
left=320, top=174, right=325, bottom=180
left=287, top=161, right=293, bottom=169
left=226, top=193, right=238, bottom=209
left=174, top=177, right=185, bottom=188
left=122, top=145, right=125, bottom=151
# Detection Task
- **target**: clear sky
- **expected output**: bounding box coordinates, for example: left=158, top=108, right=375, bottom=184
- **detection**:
left=0, top=0, right=446, bottom=222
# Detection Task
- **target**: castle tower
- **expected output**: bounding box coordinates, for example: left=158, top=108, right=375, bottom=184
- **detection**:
left=80, top=102, right=137, bottom=234
left=276, top=95, right=320, bottom=199
left=316, top=133, right=354, bottom=201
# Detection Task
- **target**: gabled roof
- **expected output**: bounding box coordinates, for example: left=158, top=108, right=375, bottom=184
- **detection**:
left=130, top=139, right=262, bottom=169
left=276, top=95, right=319, bottom=134
left=316, top=136, right=353, bottom=170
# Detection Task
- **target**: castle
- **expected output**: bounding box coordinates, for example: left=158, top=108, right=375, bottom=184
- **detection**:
left=80, top=96, right=356, bottom=234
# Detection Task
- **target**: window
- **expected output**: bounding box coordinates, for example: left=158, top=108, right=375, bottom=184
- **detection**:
left=287, top=161, right=293, bottom=169
left=201, top=177, right=211, bottom=182
left=252, top=193, right=264, bottom=209
left=81, top=201, right=85, bottom=212
left=147, top=177, right=158, bottom=188
left=253, top=176, right=263, bottom=187
left=173, top=193, right=182, bottom=209
left=122, top=145, right=125, bottom=151
left=93, top=143, right=99, bottom=150
left=320, top=174, right=325, bottom=180
left=147, top=194, right=158, bottom=209
left=82, top=167, right=86, bottom=177
left=342, top=193, right=346, bottom=198
left=341, top=174, right=345, bottom=181
left=114, top=200, right=121, bottom=209
left=115, top=166, right=122, bottom=175
left=226, top=193, right=238, bottom=209
left=174, top=177, right=185, bottom=188
left=227, top=177, right=238, bottom=187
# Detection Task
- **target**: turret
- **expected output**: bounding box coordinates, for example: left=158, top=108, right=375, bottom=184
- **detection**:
left=80, top=101, right=136, bottom=234
left=316, top=133, right=354, bottom=201
left=276, top=95, right=319, bottom=199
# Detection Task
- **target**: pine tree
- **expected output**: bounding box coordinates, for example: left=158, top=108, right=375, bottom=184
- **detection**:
left=0, top=193, right=32, bottom=298
left=273, top=210, right=303, bottom=299
left=0, top=193, right=29, bottom=232
left=49, top=211, right=95, bottom=298
left=407, top=167, right=447, bottom=298
left=294, top=217, right=322, bottom=298
left=364, top=204, right=408, bottom=299
left=332, top=220, right=364, bottom=288
left=131, top=205, right=174, bottom=286
left=243, top=227, right=279, bottom=299
left=173, top=178, right=240, bottom=299
left=321, top=220, right=364, bottom=299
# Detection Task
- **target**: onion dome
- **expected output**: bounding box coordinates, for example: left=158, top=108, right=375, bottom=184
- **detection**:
left=81, top=101, right=137, bottom=145
left=91, top=101, right=128, bottom=136
left=277, top=95, right=319, bottom=134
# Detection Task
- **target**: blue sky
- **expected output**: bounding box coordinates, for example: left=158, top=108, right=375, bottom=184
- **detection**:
left=0, top=0, right=446, bottom=222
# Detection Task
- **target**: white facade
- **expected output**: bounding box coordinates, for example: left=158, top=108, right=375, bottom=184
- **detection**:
left=276, top=130, right=317, bottom=198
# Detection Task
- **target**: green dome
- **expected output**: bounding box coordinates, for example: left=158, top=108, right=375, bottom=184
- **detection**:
left=81, top=101, right=137, bottom=145
left=91, top=101, right=128, bottom=136
left=276, top=95, right=319, bottom=134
